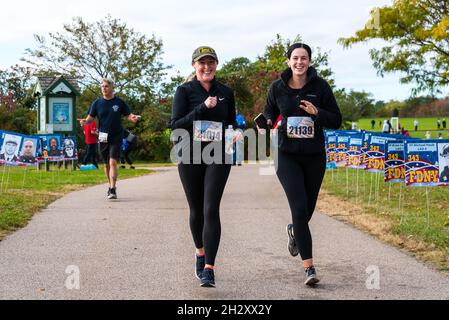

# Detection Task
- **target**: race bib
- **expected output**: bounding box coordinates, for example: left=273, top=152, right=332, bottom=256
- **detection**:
left=98, top=132, right=108, bottom=143
left=287, top=117, right=315, bottom=139
left=193, top=121, right=223, bottom=142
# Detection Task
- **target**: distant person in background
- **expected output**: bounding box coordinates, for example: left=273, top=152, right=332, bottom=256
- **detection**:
left=235, top=110, right=246, bottom=166
left=414, top=119, right=419, bottom=131
left=438, top=133, right=443, bottom=139
left=382, top=120, right=390, bottom=134
left=371, top=119, right=375, bottom=129
left=437, top=118, right=441, bottom=130
left=82, top=118, right=99, bottom=168
left=425, top=131, right=431, bottom=139
left=443, top=118, right=447, bottom=129
left=120, top=129, right=137, bottom=169
left=379, top=120, right=382, bottom=129
left=351, top=121, right=357, bottom=130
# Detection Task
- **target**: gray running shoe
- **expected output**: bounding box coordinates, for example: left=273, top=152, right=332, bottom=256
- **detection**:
left=304, top=266, right=320, bottom=286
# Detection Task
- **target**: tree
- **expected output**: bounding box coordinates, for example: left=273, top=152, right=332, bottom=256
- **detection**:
left=339, top=0, right=449, bottom=95
left=216, top=57, right=255, bottom=114
left=0, top=65, right=36, bottom=109
left=23, top=15, right=168, bottom=98
left=335, top=89, right=374, bottom=128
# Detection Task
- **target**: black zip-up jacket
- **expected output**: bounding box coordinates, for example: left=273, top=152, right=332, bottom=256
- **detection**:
left=170, top=77, right=237, bottom=162
left=264, top=67, right=342, bottom=155
left=170, top=77, right=236, bottom=131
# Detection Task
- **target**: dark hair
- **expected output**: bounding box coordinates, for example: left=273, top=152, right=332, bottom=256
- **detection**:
left=287, top=43, right=312, bottom=60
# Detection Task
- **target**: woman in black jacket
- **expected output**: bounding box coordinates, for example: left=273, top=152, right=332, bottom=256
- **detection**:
left=263, top=43, right=342, bottom=286
left=170, top=46, right=238, bottom=288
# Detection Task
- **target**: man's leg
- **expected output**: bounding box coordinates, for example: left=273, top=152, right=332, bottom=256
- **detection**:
left=108, top=141, right=121, bottom=191
left=100, top=143, right=111, bottom=186
left=109, top=158, right=118, bottom=188
left=104, top=163, right=111, bottom=186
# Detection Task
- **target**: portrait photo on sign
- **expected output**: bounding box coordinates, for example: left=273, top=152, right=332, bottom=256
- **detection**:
left=47, top=135, right=61, bottom=157
left=0, top=133, right=22, bottom=163
left=62, top=137, right=77, bottom=160
left=19, top=138, right=38, bottom=164
left=438, top=143, right=449, bottom=184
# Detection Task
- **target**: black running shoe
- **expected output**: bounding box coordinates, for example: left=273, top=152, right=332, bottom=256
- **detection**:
left=120, top=165, right=126, bottom=169
left=107, top=187, right=111, bottom=196
left=304, top=266, right=320, bottom=286
left=108, top=187, right=117, bottom=199
left=200, top=268, right=215, bottom=288
left=286, top=224, right=299, bottom=257
left=195, top=255, right=205, bottom=280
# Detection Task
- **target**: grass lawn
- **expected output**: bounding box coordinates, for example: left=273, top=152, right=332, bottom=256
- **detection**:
left=321, top=168, right=449, bottom=271
left=0, top=164, right=153, bottom=240
left=357, top=117, right=449, bottom=139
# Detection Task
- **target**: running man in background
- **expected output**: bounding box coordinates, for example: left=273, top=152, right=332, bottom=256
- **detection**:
left=79, top=78, right=141, bottom=199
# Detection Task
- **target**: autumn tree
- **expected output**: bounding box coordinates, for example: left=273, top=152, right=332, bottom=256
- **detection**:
left=339, top=0, right=449, bottom=94
left=23, top=15, right=167, bottom=98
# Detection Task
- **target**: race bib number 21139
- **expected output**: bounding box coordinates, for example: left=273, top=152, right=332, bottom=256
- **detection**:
left=287, top=117, right=315, bottom=139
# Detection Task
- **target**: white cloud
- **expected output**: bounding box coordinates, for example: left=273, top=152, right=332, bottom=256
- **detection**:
left=1, top=0, right=444, bottom=101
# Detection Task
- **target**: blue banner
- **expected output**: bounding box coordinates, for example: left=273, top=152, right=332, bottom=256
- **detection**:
left=336, top=131, right=359, bottom=168
left=346, top=134, right=364, bottom=168
left=325, top=131, right=337, bottom=169
left=61, top=136, right=78, bottom=160
left=34, top=134, right=64, bottom=162
left=385, top=141, right=405, bottom=183
left=0, top=130, right=39, bottom=166
left=364, top=134, right=399, bottom=173
left=404, top=140, right=440, bottom=187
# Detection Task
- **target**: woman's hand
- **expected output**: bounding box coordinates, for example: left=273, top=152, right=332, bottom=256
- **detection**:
left=204, top=96, right=218, bottom=109
left=300, top=100, right=318, bottom=116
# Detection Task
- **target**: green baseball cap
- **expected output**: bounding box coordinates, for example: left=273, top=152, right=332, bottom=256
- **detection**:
left=192, top=46, right=218, bottom=62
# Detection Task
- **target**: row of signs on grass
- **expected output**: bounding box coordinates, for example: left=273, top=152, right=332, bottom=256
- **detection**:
left=0, top=130, right=78, bottom=166
left=325, top=130, right=449, bottom=187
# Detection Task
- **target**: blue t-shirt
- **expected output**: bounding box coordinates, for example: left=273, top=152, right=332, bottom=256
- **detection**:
left=89, top=96, right=131, bottom=142
left=236, top=114, right=246, bottom=129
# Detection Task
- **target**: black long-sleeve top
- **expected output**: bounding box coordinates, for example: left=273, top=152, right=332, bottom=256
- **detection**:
left=170, top=77, right=237, bottom=163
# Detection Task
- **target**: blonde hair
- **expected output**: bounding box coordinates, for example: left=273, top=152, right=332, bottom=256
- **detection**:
left=102, top=77, right=115, bottom=86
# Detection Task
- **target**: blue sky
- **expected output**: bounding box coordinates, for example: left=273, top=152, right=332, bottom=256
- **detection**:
left=1, top=0, right=446, bottom=101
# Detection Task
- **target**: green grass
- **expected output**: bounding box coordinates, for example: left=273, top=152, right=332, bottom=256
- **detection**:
left=0, top=164, right=153, bottom=239
left=357, top=117, right=449, bottom=139
left=322, top=168, right=449, bottom=255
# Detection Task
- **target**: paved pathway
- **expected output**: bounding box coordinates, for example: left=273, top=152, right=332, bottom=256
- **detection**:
left=1, top=165, right=448, bottom=299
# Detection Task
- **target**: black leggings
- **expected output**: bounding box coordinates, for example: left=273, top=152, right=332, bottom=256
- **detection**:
left=276, top=151, right=326, bottom=260
left=178, top=163, right=231, bottom=266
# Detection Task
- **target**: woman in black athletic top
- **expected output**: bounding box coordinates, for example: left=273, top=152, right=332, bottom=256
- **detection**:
left=170, top=46, right=238, bottom=288
left=263, top=43, right=342, bottom=286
